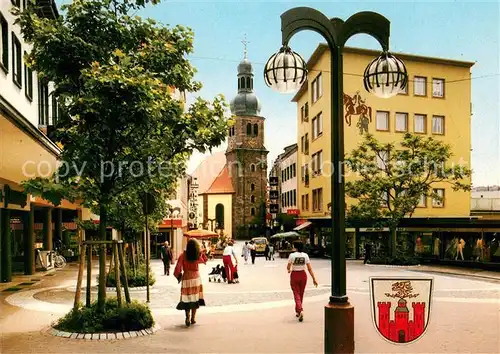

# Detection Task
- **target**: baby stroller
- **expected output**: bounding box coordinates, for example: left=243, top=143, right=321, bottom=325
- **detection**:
left=208, top=264, right=227, bottom=283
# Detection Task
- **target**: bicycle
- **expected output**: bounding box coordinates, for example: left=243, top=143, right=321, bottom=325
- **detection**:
left=53, top=249, right=67, bottom=268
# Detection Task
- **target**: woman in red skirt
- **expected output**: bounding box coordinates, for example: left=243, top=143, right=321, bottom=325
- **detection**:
left=287, top=241, right=318, bottom=322
left=174, top=239, right=208, bottom=326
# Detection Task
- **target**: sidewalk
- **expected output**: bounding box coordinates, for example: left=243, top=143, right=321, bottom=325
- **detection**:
left=407, top=264, right=500, bottom=282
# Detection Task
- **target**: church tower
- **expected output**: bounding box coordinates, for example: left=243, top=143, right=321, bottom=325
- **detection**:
left=226, top=38, right=268, bottom=238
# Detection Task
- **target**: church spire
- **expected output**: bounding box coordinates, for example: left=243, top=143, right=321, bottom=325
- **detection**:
left=241, top=34, right=250, bottom=60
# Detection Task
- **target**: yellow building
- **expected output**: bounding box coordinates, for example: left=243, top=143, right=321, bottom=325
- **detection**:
left=294, top=44, right=473, bottom=220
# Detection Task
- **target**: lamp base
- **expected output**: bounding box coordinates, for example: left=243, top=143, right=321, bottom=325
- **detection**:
left=325, top=301, right=354, bottom=354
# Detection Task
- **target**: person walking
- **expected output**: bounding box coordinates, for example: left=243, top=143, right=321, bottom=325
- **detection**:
left=173, top=239, right=208, bottom=327
left=364, top=242, right=372, bottom=264
left=249, top=240, right=257, bottom=264
left=222, top=240, right=238, bottom=284
left=265, top=243, right=270, bottom=261
left=268, top=243, right=275, bottom=261
left=241, top=241, right=250, bottom=264
left=287, top=241, right=318, bottom=322
left=160, top=241, right=173, bottom=275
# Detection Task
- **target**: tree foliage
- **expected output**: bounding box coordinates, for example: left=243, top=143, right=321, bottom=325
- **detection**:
left=345, top=133, right=471, bottom=255
left=16, top=0, right=228, bottom=310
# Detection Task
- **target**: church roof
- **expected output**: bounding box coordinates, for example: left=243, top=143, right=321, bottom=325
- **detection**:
left=190, top=151, right=227, bottom=194
left=203, top=165, right=234, bottom=194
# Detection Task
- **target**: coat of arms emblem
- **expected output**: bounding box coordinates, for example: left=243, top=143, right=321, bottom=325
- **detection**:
left=370, top=277, right=433, bottom=344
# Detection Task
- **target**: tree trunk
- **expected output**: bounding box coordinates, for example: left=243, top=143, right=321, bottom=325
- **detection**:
left=97, top=204, right=107, bottom=311
left=131, top=241, right=137, bottom=277
left=73, top=230, right=86, bottom=310
left=390, top=227, right=397, bottom=258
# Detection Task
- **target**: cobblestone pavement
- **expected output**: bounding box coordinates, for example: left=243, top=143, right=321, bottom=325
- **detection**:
left=1, top=241, right=500, bottom=353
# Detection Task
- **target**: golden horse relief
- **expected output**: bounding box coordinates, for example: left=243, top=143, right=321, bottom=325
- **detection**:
left=343, top=92, right=372, bottom=134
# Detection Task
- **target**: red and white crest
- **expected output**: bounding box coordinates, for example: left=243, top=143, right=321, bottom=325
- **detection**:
left=370, top=277, right=433, bottom=344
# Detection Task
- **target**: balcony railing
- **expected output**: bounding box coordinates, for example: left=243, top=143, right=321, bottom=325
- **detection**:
left=35, top=0, right=59, bottom=19
left=471, top=198, right=500, bottom=212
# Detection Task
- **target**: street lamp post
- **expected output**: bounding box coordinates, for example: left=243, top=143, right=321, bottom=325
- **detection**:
left=264, top=7, right=407, bottom=353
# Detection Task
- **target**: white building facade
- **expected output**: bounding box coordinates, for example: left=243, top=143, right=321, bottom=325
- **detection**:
left=279, top=144, right=298, bottom=214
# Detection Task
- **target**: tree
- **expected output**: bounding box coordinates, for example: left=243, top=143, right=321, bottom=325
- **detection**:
left=276, top=213, right=296, bottom=232
left=16, top=0, right=228, bottom=311
left=345, top=133, right=471, bottom=257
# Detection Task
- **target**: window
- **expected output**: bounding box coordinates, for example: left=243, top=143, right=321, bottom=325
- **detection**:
left=304, top=133, right=309, bottom=154
left=11, top=33, right=21, bottom=87
left=38, top=78, right=49, bottom=125
left=246, top=123, right=251, bottom=135
left=399, top=82, right=408, bottom=95
left=251, top=183, right=255, bottom=191
left=246, top=77, right=251, bottom=89
left=414, top=114, right=427, bottom=133
left=312, top=73, right=322, bottom=103
left=414, top=76, right=427, bottom=96
left=312, top=112, right=323, bottom=139
left=253, top=123, right=258, bottom=136
left=24, top=52, right=33, bottom=101
left=432, top=188, right=445, bottom=207
left=304, top=102, right=309, bottom=121
left=292, top=190, right=296, bottom=207
left=376, top=111, right=389, bottom=131
left=0, top=13, right=7, bottom=72
left=432, top=78, right=445, bottom=98
left=301, top=106, right=305, bottom=122
left=11, top=0, right=21, bottom=7
left=379, top=191, right=388, bottom=207
left=301, top=165, right=305, bottom=182
left=312, top=188, right=323, bottom=212
left=250, top=164, right=256, bottom=172
left=250, top=195, right=255, bottom=203
left=292, top=163, right=296, bottom=178
left=215, top=204, right=224, bottom=228
left=301, top=195, right=305, bottom=210
left=251, top=208, right=255, bottom=216
left=395, top=112, right=408, bottom=132
left=432, top=115, right=444, bottom=135
left=240, top=77, right=245, bottom=89
left=305, top=194, right=309, bottom=211
left=51, top=95, right=60, bottom=125
left=304, top=164, right=309, bottom=186
left=417, top=194, right=427, bottom=208
left=312, top=150, right=323, bottom=175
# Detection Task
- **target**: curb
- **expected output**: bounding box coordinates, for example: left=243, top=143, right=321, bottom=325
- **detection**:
left=365, top=264, right=421, bottom=268
left=50, top=324, right=160, bottom=340
left=408, top=269, right=500, bottom=282
left=106, top=286, right=153, bottom=291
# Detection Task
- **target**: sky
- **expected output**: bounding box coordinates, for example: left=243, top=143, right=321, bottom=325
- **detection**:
left=61, top=0, right=500, bottom=186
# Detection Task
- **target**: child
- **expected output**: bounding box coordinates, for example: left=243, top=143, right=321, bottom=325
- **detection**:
left=233, top=265, right=239, bottom=283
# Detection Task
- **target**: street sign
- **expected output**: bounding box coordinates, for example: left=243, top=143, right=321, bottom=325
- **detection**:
left=269, top=204, right=279, bottom=213
left=269, top=177, right=278, bottom=186
left=269, top=190, right=279, bottom=199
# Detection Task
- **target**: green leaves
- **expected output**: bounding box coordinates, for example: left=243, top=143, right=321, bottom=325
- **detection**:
left=16, top=0, right=228, bottom=225
left=346, top=133, right=472, bottom=226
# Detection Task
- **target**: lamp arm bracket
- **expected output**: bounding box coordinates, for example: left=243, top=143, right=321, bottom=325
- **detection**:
left=281, top=7, right=337, bottom=48
left=338, top=11, right=390, bottom=51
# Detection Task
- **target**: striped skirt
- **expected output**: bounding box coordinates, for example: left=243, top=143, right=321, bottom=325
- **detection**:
left=176, top=270, right=206, bottom=310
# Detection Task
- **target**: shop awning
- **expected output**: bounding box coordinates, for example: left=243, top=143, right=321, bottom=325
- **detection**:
left=294, top=221, right=312, bottom=231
